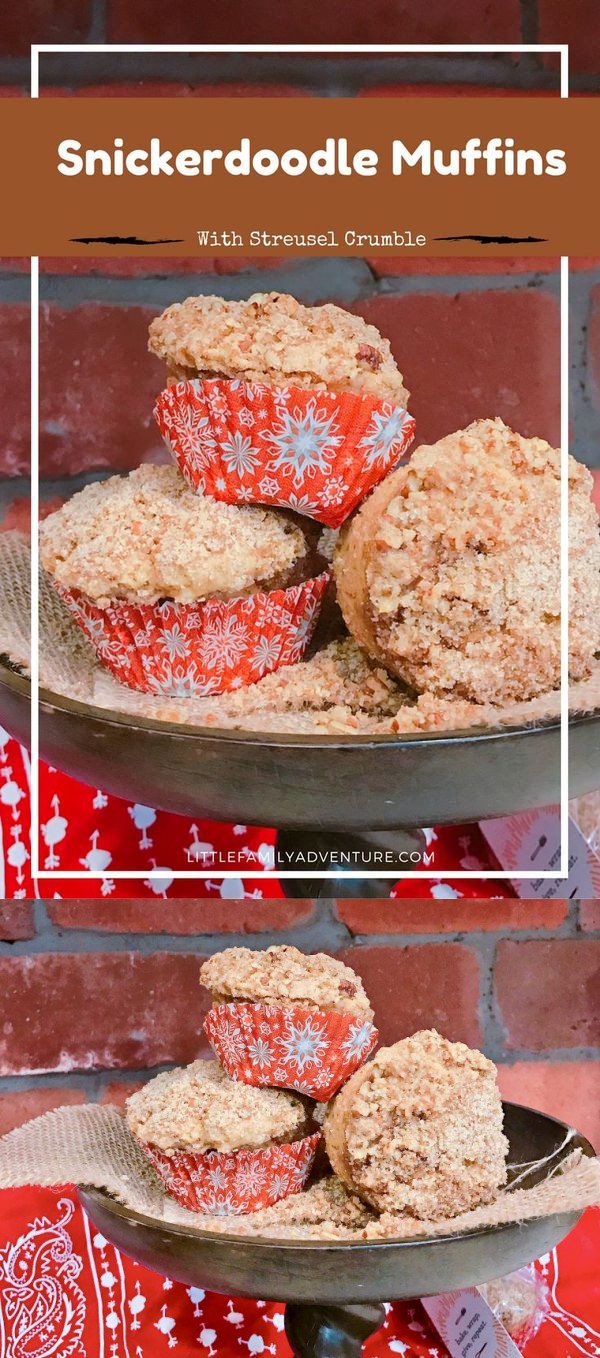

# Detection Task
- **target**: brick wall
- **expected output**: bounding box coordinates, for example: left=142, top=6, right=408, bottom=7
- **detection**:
left=1, top=9, right=600, bottom=85
left=3, top=252, right=600, bottom=530
left=0, top=898, right=598, bottom=1151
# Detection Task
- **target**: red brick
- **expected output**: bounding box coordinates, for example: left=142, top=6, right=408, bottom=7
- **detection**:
left=0, top=1, right=91, bottom=56
left=0, top=1088, right=86, bottom=1136
left=108, top=2, right=520, bottom=44
left=0, top=953, right=210, bottom=1075
left=367, top=257, right=559, bottom=277
left=497, top=1061, right=600, bottom=1151
left=587, top=286, right=600, bottom=414
left=335, top=899, right=568, bottom=934
left=580, top=901, right=600, bottom=932
left=0, top=305, right=29, bottom=476
left=352, top=290, right=560, bottom=445
left=41, top=83, right=307, bottom=98
left=335, top=944, right=481, bottom=1047
left=0, top=496, right=63, bottom=535
left=39, top=303, right=163, bottom=476
left=539, top=0, right=600, bottom=77
left=359, top=84, right=536, bottom=99
left=0, top=903, right=35, bottom=941
left=495, top=941, right=600, bottom=1051
left=100, top=1080, right=143, bottom=1109
left=7, top=256, right=286, bottom=276
left=47, top=900, right=314, bottom=933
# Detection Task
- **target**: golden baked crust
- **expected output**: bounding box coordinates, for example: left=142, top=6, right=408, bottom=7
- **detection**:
left=148, top=292, right=410, bottom=402
left=335, top=418, right=600, bottom=703
left=39, top=464, right=308, bottom=606
left=125, top=1060, right=311, bottom=1155
left=200, top=945, right=374, bottom=1019
left=324, top=1029, right=508, bottom=1218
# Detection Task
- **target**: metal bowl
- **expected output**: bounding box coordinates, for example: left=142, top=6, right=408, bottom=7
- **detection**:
left=1, top=662, right=599, bottom=832
left=79, top=1102, right=594, bottom=1358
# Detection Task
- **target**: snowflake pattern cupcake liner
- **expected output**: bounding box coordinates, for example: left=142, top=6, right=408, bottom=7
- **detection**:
left=136, top=1132, right=321, bottom=1215
left=204, top=1002, right=379, bottom=1101
left=55, top=571, right=330, bottom=697
left=154, top=378, right=416, bottom=529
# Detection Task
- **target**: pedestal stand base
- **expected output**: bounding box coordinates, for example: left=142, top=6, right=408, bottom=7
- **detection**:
left=277, top=827, right=425, bottom=897
left=285, top=1302, right=386, bottom=1358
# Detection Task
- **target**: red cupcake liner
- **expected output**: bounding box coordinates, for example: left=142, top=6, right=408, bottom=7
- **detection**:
left=54, top=570, right=330, bottom=697
left=204, top=1002, right=379, bottom=1101
left=154, top=377, right=416, bottom=528
left=137, top=1131, right=321, bottom=1215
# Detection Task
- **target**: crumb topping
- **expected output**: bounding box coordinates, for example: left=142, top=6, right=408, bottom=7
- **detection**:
left=335, top=418, right=600, bottom=703
left=324, top=1029, right=508, bottom=1218
left=200, top=945, right=374, bottom=1019
left=148, top=292, right=410, bottom=402
left=125, top=1060, right=312, bottom=1155
left=39, top=464, right=308, bottom=605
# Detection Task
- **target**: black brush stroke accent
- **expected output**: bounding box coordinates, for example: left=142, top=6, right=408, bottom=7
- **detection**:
left=70, top=235, right=185, bottom=245
left=434, top=233, right=547, bottom=245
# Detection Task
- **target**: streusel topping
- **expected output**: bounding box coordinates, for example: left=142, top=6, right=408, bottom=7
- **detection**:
left=335, top=418, right=600, bottom=703
left=324, top=1029, right=508, bottom=1218
left=149, top=292, right=410, bottom=402
left=40, top=464, right=308, bottom=606
left=125, top=1060, right=311, bottom=1155
left=201, top=945, right=374, bottom=1019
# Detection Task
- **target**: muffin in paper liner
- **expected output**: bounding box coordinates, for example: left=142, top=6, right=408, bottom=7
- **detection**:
left=54, top=570, right=330, bottom=697
left=136, top=1131, right=321, bottom=1215
left=204, top=1002, right=379, bottom=1101
left=154, top=378, right=416, bottom=528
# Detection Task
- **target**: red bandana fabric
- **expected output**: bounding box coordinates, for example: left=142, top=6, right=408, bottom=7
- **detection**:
left=0, top=730, right=514, bottom=899
left=0, top=1187, right=597, bottom=1357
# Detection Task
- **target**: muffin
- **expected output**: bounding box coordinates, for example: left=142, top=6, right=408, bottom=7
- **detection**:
left=125, top=1060, right=320, bottom=1215
left=324, top=1029, right=508, bottom=1218
left=202, top=945, right=378, bottom=1101
left=335, top=418, right=600, bottom=704
left=39, top=464, right=330, bottom=696
left=150, top=292, right=415, bottom=527
left=205, top=1174, right=377, bottom=1240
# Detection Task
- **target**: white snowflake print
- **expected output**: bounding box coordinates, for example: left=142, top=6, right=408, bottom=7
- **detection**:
left=215, top=1021, right=247, bottom=1067
left=258, top=475, right=281, bottom=498
left=143, top=660, right=219, bottom=698
left=277, top=1016, right=330, bottom=1073
left=199, top=1192, right=244, bottom=1216
left=247, top=1037, right=275, bottom=1069
left=158, top=623, right=191, bottom=661
left=232, top=1159, right=268, bottom=1198
left=279, top=491, right=320, bottom=517
left=262, top=399, right=343, bottom=487
left=168, top=402, right=218, bottom=474
left=266, top=1172, right=293, bottom=1202
left=221, top=431, right=260, bottom=477
left=319, top=475, right=348, bottom=507
left=237, top=406, right=256, bottom=428
left=250, top=634, right=283, bottom=676
left=206, top=1165, right=230, bottom=1190
left=358, top=404, right=413, bottom=470
left=341, top=1020, right=376, bottom=1060
left=281, top=595, right=321, bottom=663
left=197, top=615, right=250, bottom=672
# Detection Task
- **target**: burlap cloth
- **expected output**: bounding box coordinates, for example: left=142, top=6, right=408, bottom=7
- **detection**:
left=0, top=1103, right=598, bottom=1242
left=1, top=531, right=600, bottom=737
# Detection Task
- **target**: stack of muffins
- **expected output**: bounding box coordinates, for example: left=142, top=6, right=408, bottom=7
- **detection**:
left=39, top=294, right=415, bottom=701
left=125, top=946, right=508, bottom=1224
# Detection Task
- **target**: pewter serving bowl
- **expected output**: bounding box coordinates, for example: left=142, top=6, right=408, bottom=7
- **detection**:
left=79, top=1104, right=595, bottom=1358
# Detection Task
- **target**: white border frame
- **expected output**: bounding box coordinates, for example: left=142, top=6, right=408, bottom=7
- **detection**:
left=29, top=42, right=570, bottom=885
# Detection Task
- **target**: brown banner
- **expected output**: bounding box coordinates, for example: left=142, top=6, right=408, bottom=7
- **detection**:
left=1, top=97, right=598, bottom=256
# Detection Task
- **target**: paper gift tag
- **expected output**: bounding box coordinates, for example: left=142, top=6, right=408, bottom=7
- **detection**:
left=479, top=808, right=600, bottom=898
left=422, top=1287, right=524, bottom=1358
